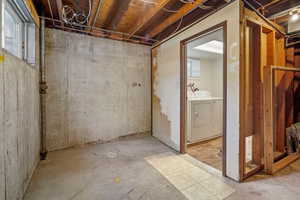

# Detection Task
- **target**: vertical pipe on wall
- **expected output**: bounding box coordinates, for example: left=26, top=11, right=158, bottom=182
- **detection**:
left=39, top=17, right=47, bottom=160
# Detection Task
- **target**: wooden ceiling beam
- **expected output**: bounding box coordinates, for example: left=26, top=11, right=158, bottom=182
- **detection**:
left=90, top=0, right=116, bottom=28
left=258, top=0, right=288, bottom=16
left=258, top=0, right=283, bottom=11
left=55, top=0, right=63, bottom=19
left=272, top=14, right=289, bottom=24
left=126, top=0, right=173, bottom=39
left=148, top=0, right=208, bottom=38
left=103, top=0, right=132, bottom=30
left=88, top=0, right=103, bottom=27
left=55, top=0, right=63, bottom=26
left=264, top=0, right=300, bottom=17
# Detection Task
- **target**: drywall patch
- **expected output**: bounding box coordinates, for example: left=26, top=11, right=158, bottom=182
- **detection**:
left=152, top=95, right=178, bottom=149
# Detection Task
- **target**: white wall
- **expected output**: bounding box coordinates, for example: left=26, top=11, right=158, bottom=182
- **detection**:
left=187, top=57, right=223, bottom=98
left=212, top=55, right=224, bottom=98
left=45, top=29, right=151, bottom=151
left=152, top=1, right=240, bottom=180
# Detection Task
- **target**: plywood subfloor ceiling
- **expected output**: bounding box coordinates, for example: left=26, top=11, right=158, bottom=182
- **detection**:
left=34, top=0, right=300, bottom=45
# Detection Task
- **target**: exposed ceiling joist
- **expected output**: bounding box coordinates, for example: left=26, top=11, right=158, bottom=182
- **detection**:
left=92, top=0, right=116, bottom=28
left=40, top=0, right=297, bottom=45
left=272, top=14, right=289, bottom=25
left=103, top=0, right=132, bottom=30
left=127, top=0, right=173, bottom=39
left=55, top=0, right=63, bottom=26
left=55, top=0, right=63, bottom=19
left=264, top=0, right=300, bottom=17
left=148, top=0, right=208, bottom=38
left=88, top=0, right=103, bottom=27
left=259, top=0, right=282, bottom=11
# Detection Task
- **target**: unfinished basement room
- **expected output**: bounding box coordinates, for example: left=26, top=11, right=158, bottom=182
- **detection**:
left=2, top=0, right=300, bottom=199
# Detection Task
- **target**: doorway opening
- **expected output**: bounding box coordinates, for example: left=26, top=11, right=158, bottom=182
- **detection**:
left=180, top=22, right=227, bottom=174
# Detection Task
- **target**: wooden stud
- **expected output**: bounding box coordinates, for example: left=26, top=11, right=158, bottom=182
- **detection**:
left=266, top=30, right=276, bottom=66
left=148, top=0, right=208, bottom=38
left=252, top=23, right=263, bottom=166
left=239, top=5, right=287, bottom=181
left=263, top=66, right=274, bottom=175
left=286, top=47, right=295, bottom=128
left=239, top=1, right=246, bottom=180
left=275, top=36, right=288, bottom=152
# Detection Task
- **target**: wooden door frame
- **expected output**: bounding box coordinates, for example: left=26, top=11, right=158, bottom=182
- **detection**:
left=179, top=21, right=228, bottom=176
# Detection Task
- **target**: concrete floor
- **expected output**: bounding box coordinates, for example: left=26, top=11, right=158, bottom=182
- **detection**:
left=25, top=135, right=300, bottom=200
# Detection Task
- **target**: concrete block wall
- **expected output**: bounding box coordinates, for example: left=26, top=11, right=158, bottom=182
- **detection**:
left=45, top=29, right=151, bottom=151
left=0, top=50, right=5, bottom=200
left=0, top=50, right=40, bottom=200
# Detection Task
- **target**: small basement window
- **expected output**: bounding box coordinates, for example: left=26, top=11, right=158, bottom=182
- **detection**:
left=26, top=23, right=36, bottom=64
left=2, top=0, right=36, bottom=64
left=4, top=1, right=23, bottom=58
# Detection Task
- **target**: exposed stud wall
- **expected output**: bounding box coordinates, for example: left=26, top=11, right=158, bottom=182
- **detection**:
left=0, top=50, right=40, bottom=200
left=45, top=29, right=151, bottom=151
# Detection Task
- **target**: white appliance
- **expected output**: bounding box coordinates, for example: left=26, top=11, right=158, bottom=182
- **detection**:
left=187, top=98, right=223, bottom=144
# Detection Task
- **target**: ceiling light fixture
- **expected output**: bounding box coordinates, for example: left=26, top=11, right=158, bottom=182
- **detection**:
left=194, top=40, right=223, bottom=54
left=292, top=13, right=299, bottom=21
left=289, top=8, right=300, bottom=22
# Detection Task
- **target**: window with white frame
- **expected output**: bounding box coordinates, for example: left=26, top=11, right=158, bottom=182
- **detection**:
left=26, top=23, right=36, bottom=64
left=4, top=2, right=23, bottom=58
left=187, top=58, right=201, bottom=78
left=2, top=0, right=36, bottom=64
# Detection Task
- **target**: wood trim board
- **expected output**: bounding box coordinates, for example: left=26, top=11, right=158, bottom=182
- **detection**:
left=180, top=21, right=228, bottom=176
left=24, top=0, right=40, bottom=26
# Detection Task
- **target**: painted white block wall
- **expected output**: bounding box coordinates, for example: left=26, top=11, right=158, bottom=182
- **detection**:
left=152, top=1, right=240, bottom=181
left=45, top=29, right=151, bottom=151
